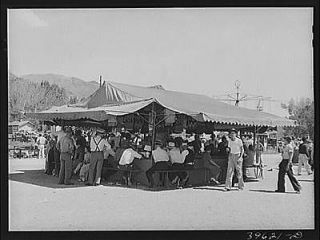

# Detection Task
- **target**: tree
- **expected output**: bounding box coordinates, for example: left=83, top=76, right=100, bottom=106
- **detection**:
left=68, top=96, right=79, bottom=104
left=9, top=74, right=68, bottom=121
left=282, top=97, right=314, bottom=140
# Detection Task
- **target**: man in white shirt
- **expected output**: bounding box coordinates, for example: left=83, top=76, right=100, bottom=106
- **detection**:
left=119, top=146, right=142, bottom=166
left=224, top=128, right=244, bottom=191
left=36, top=134, right=47, bottom=159
left=87, top=128, right=110, bottom=186
left=146, top=140, right=170, bottom=188
left=168, top=137, right=188, bottom=187
left=117, top=142, right=142, bottom=186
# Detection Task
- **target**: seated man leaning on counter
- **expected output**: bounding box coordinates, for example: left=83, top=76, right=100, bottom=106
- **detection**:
left=118, top=140, right=142, bottom=186
left=146, top=140, right=170, bottom=188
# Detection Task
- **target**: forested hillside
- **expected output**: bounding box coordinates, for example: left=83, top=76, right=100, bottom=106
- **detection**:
left=21, top=73, right=99, bottom=98
left=9, top=73, right=68, bottom=121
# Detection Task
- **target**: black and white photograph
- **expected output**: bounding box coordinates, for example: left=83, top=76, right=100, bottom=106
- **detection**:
left=5, top=6, right=317, bottom=234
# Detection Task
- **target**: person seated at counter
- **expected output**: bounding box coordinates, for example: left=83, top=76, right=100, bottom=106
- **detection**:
left=168, top=137, right=188, bottom=187
left=146, top=140, right=170, bottom=188
left=118, top=142, right=142, bottom=186
left=217, top=135, right=229, bottom=156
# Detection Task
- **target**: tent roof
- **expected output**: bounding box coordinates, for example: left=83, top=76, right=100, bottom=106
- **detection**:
left=27, top=98, right=155, bottom=121
left=104, top=81, right=295, bottom=127
left=9, top=121, right=35, bottom=127
left=28, top=81, right=295, bottom=127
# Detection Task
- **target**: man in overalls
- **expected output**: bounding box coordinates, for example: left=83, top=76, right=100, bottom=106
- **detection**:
left=86, top=128, right=111, bottom=186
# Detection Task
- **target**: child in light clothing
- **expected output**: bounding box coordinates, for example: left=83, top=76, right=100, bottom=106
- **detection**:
left=79, top=147, right=91, bottom=182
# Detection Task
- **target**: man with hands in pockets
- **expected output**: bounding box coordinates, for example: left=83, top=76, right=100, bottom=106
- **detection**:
left=224, top=128, right=244, bottom=191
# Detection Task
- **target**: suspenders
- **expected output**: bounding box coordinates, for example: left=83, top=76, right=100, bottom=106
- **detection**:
left=93, top=136, right=103, bottom=152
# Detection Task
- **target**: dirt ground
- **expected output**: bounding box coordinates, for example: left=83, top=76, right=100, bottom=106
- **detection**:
left=8, top=154, right=314, bottom=231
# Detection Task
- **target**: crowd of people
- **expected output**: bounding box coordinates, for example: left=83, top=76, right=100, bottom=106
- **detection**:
left=40, top=125, right=313, bottom=192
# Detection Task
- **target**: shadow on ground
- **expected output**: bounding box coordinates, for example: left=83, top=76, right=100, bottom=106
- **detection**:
left=8, top=169, right=189, bottom=191
left=9, top=170, right=90, bottom=189
left=193, top=186, right=226, bottom=192
left=244, top=178, right=260, bottom=183
left=250, top=189, right=298, bottom=194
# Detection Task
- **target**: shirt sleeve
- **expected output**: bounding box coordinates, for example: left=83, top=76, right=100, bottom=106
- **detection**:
left=182, top=150, right=189, bottom=161
left=288, top=145, right=293, bottom=153
left=56, top=140, right=61, bottom=151
left=108, top=148, right=116, bottom=157
left=132, top=149, right=142, bottom=159
left=104, top=140, right=111, bottom=150
left=69, top=139, right=75, bottom=152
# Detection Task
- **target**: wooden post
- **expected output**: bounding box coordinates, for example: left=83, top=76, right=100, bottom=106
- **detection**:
left=253, top=126, right=257, bottom=149
left=151, top=102, right=156, bottom=166
left=151, top=102, right=156, bottom=151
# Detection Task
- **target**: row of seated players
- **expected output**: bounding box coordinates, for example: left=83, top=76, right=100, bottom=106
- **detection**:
left=101, top=137, right=226, bottom=188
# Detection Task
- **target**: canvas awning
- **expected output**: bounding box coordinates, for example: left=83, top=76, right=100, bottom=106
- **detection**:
left=104, top=82, right=295, bottom=127
left=27, top=98, right=155, bottom=121
left=28, top=81, right=295, bottom=127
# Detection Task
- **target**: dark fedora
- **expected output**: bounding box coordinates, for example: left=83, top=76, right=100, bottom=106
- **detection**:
left=155, top=140, right=163, bottom=146
left=96, top=128, right=106, bottom=135
left=229, top=128, right=237, bottom=133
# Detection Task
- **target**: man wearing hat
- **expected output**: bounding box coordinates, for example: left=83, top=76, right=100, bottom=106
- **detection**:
left=56, top=127, right=75, bottom=185
left=87, top=128, right=111, bottom=186
left=146, top=140, right=170, bottom=188
left=224, top=128, right=245, bottom=191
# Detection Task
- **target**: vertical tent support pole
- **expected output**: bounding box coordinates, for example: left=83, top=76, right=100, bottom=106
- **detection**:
left=253, top=125, right=257, bottom=149
left=151, top=101, right=156, bottom=166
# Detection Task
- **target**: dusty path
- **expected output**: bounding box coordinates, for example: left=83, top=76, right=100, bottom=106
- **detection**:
left=8, top=154, right=314, bottom=230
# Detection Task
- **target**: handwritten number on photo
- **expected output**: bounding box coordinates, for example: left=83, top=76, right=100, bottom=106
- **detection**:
left=246, top=232, right=302, bottom=240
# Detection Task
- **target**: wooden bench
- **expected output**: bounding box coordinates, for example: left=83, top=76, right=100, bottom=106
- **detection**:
left=102, top=166, right=144, bottom=186
left=152, top=167, right=210, bottom=188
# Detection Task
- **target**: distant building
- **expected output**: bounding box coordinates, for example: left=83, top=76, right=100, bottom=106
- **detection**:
left=8, top=121, right=36, bottom=134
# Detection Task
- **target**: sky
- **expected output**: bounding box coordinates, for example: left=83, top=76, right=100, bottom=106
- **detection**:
left=8, top=8, right=314, bottom=104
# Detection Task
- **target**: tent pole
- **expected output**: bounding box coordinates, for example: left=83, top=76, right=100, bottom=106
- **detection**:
left=150, top=102, right=157, bottom=166
left=151, top=102, right=156, bottom=151
left=253, top=126, right=257, bottom=149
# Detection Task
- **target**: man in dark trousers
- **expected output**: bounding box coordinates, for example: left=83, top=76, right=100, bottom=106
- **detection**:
left=297, top=137, right=312, bottom=175
left=146, top=140, right=170, bottom=188
left=56, top=127, right=75, bottom=185
left=87, top=128, right=111, bottom=186
left=276, top=136, right=301, bottom=193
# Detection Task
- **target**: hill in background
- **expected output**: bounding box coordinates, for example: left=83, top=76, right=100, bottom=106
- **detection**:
left=21, top=73, right=99, bottom=98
